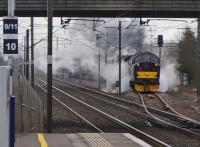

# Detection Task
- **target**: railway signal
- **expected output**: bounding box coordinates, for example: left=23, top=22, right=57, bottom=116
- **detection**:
left=158, top=35, right=163, bottom=60
left=158, top=35, right=163, bottom=47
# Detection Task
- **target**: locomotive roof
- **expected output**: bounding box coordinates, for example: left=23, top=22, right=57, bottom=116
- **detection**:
left=132, top=51, right=160, bottom=64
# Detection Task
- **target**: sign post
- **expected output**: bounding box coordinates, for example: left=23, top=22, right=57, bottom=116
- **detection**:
left=2, top=17, right=17, bottom=147
left=1, top=1, right=17, bottom=147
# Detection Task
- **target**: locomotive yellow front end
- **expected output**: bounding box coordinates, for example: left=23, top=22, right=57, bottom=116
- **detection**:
left=127, top=52, right=160, bottom=93
left=135, top=71, right=159, bottom=92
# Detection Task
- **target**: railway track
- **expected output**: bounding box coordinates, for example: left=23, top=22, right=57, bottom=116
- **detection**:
left=53, top=77, right=200, bottom=128
left=138, top=93, right=200, bottom=138
left=154, top=93, right=200, bottom=125
left=139, top=93, right=200, bottom=130
left=36, top=80, right=170, bottom=147
left=51, top=78, right=200, bottom=137
left=37, top=79, right=200, bottom=145
left=36, top=84, right=103, bottom=133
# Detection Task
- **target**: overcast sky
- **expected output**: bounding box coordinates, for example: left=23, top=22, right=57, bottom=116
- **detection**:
left=0, top=17, right=198, bottom=63
left=0, top=17, right=197, bottom=43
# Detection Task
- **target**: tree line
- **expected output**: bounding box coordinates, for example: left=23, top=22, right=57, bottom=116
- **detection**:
left=177, top=28, right=197, bottom=85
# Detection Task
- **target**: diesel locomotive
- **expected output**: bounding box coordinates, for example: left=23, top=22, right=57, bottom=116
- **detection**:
left=125, top=51, right=160, bottom=93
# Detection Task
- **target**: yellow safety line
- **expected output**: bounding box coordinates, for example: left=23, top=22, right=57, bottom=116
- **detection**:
left=37, top=133, right=48, bottom=147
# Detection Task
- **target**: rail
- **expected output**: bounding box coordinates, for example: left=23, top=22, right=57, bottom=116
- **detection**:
left=37, top=79, right=170, bottom=147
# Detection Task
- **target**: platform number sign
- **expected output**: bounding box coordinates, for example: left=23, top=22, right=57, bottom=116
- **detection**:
left=3, top=39, right=18, bottom=54
left=3, top=17, right=18, bottom=54
left=3, top=19, right=18, bottom=34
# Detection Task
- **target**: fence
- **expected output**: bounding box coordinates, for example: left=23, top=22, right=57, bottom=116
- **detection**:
left=13, top=73, right=44, bottom=133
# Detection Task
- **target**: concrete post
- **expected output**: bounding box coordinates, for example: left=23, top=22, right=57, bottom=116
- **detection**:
left=0, top=67, right=10, bottom=147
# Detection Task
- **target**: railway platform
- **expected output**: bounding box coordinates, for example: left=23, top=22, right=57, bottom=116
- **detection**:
left=15, top=133, right=151, bottom=147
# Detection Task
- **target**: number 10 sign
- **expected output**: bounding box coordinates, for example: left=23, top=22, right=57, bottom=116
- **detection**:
left=3, top=17, right=18, bottom=54
left=3, top=39, right=18, bottom=54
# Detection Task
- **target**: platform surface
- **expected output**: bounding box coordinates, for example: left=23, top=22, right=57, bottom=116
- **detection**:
left=15, top=133, right=151, bottom=147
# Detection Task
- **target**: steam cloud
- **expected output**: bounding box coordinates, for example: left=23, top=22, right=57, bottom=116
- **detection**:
left=34, top=18, right=145, bottom=92
left=101, top=62, right=131, bottom=93
left=1, top=17, right=180, bottom=93
left=33, top=18, right=179, bottom=93
left=159, top=61, right=179, bottom=92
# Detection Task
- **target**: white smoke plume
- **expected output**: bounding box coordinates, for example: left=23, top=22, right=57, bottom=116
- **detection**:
left=101, top=62, right=131, bottom=93
left=32, top=18, right=144, bottom=93
left=159, top=61, right=179, bottom=92
left=35, top=20, right=98, bottom=74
